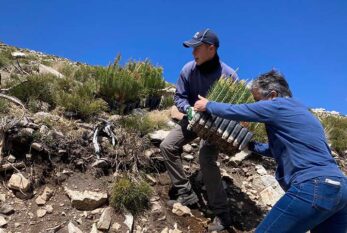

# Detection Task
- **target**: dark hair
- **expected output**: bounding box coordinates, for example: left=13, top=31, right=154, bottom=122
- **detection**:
left=251, top=70, right=292, bottom=98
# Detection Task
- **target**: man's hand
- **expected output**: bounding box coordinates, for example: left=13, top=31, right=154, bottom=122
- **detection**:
left=194, top=95, right=209, bottom=112
left=187, top=107, right=196, bottom=121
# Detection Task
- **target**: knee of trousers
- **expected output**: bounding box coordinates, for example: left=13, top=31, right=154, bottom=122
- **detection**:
left=160, top=140, right=180, bottom=160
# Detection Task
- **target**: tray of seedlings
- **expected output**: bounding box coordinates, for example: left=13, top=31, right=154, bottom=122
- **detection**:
left=187, top=76, right=259, bottom=154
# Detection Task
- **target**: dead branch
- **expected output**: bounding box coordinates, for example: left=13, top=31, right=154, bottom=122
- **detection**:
left=0, top=162, right=25, bottom=172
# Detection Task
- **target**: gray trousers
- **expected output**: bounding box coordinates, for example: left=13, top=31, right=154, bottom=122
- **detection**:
left=160, top=117, right=229, bottom=215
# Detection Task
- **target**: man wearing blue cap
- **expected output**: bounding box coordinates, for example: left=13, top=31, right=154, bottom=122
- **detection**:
left=160, top=28, right=238, bottom=231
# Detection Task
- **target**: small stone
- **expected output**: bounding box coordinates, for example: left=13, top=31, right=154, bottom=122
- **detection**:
left=172, top=203, right=192, bottom=217
left=91, top=208, right=104, bottom=215
left=37, top=208, right=47, bottom=218
left=15, top=222, right=21, bottom=228
left=26, top=154, right=32, bottom=160
left=91, top=223, right=102, bottom=233
left=0, top=204, right=14, bottom=215
left=45, top=204, right=53, bottom=214
left=35, top=196, right=46, bottom=206
left=64, top=187, right=108, bottom=211
left=96, top=207, right=113, bottom=231
left=92, top=159, right=109, bottom=169
left=7, top=155, right=16, bottom=163
left=183, top=154, right=194, bottom=161
left=0, top=194, right=5, bottom=202
left=7, top=173, right=31, bottom=192
left=68, top=222, right=83, bottom=233
left=183, top=144, right=193, bottom=153
left=111, top=223, right=121, bottom=231
left=0, top=216, right=7, bottom=227
left=31, top=142, right=43, bottom=151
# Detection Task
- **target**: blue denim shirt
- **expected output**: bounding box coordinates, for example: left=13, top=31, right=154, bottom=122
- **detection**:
left=206, top=97, right=345, bottom=191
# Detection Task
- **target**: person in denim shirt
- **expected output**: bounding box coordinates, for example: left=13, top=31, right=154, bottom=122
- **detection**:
left=194, top=70, right=347, bottom=233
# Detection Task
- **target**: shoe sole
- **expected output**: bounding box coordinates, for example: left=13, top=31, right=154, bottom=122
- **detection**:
left=167, top=194, right=199, bottom=207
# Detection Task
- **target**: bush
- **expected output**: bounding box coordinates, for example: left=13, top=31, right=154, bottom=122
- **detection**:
left=98, top=62, right=143, bottom=108
left=55, top=80, right=108, bottom=119
left=97, top=57, right=166, bottom=113
left=73, top=65, right=105, bottom=83
left=126, top=60, right=166, bottom=97
left=110, top=177, right=152, bottom=215
left=321, top=116, right=347, bottom=154
left=9, top=74, right=57, bottom=108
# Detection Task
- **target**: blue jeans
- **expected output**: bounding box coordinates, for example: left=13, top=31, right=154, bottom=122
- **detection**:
left=256, top=176, right=347, bottom=233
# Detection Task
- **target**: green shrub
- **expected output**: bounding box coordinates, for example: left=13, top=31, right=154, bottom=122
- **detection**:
left=9, top=74, right=57, bottom=108
left=110, top=177, right=152, bottom=215
left=98, top=62, right=143, bottom=106
left=126, top=60, right=166, bottom=97
left=73, top=65, right=105, bottom=83
left=55, top=80, right=108, bottom=119
left=321, top=116, right=347, bottom=154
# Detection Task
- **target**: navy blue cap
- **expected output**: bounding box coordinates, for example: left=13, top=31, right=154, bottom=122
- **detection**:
left=183, top=28, right=219, bottom=48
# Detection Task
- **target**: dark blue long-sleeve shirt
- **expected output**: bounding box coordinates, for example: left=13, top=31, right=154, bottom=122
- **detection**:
left=174, top=60, right=238, bottom=113
left=206, top=97, right=345, bottom=191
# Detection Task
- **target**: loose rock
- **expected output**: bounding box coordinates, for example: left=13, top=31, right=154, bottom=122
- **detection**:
left=7, top=173, right=31, bottom=192
left=64, top=187, right=107, bottom=210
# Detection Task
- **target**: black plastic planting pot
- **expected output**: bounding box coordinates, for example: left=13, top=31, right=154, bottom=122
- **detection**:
left=187, top=112, right=253, bottom=153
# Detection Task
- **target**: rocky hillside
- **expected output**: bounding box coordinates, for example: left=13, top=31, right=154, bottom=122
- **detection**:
left=0, top=42, right=345, bottom=233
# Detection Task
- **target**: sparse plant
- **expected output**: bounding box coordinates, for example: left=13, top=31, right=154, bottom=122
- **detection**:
left=110, top=176, right=153, bottom=215
left=58, top=62, right=77, bottom=77
left=160, top=95, right=174, bottom=109
left=119, top=111, right=169, bottom=136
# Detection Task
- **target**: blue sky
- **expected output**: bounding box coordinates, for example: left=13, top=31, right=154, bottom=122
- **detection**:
left=1, top=0, right=346, bottom=114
